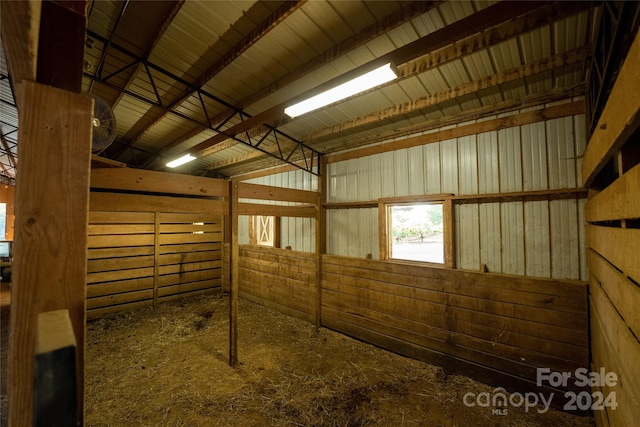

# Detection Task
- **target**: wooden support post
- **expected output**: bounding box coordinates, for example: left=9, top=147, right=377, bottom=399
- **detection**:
left=229, top=180, right=239, bottom=367
left=315, top=159, right=325, bottom=330
left=153, top=212, right=160, bottom=307
left=9, top=81, right=92, bottom=427
left=443, top=199, right=456, bottom=268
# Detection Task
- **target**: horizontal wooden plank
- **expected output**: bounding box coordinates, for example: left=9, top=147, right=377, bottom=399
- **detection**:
left=87, top=267, right=154, bottom=285
left=240, top=292, right=314, bottom=324
left=157, top=279, right=221, bottom=297
left=158, top=269, right=221, bottom=287
left=239, top=284, right=314, bottom=318
left=158, top=232, right=222, bottom=245
left=90, top=192, right=228, bottom=214
left=322, top=254, right=586, bottom=298
left=239, top=266, right=313, bottom=293
left=586, top=162, right=640, bottom=222
left=590, top=281, right=640, bottom=425
left=239, top=257, right=315, bottom=282
left=238, top=182, right=318, bottom=205
left=158, top=242, right=222, bottom=254
left=583, top=31, right=640, bottom=185
left=87, top=224, right=155, bottom=235
left=237, top=202, right=317, bottom=218
left=87, top=289, right=153, bottom=310
left=86, top=277, right=154, bottom=298
left=158, top=288, right=219, bottom=303
left=322, top=263, right=586, bottom=314
left=86, top=300, right=151, bottom=320
left=87, top=234, right=154, bottom=249
left=91, top=168, right=229, bottom=198
left=158, top=260, right=222, bottom=275
left=159, top=224, right=221, bottom=234
left=87, top=255, right=155, bottom=273
left=587, top=225, right=640, bottom=283
left=158, top=212, right=222, bottom=224
left=159, top=251, right=221, bottom=266
left=321, top=290, right=585, bottom=365
left=587, top=249, right=640, bottom=339
left=87, top=246, right=154, bottom=260
left=89, top=211, right=154, bottom=224
left=239, top=244, right=316, bottom=261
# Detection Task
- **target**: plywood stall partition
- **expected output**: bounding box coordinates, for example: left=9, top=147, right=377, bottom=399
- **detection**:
left=582, top=31, right=640, bottom=427
left=234, top=182, right=320, bottom=325
left=88, top=168, right=229, bottom=318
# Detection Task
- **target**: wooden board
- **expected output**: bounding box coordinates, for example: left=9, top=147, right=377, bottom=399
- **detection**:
left=237, top=202, right=317, bottom=218
left=238, top=182, right=318, bottom=204
left=586, top=225, right=640, bottom=284
left=90, top=192, right=228, bottom=214
left=91, top=168, right=229, bottom=198
left=585, top=162, right=640, bottom=222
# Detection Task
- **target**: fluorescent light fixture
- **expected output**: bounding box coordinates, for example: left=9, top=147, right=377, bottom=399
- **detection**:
left=284, top=62, right=398, bottom=118
left=166, top=154, right=195, bottom=168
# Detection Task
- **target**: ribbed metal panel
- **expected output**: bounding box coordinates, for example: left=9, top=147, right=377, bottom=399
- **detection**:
left=524, top=200, right=551, bottom=278
left=498, top=127, right=523, bottom=192
left=440, top=139, right=458, bottom=194
left=477, top=131, right=499, bottom=194
left=521, top=122, right=548, bottom=191
left=479, top=203, right=501, bottom=273
left=423, top=142, right=442, bottom=194
left=456, top=204, right=480, bottom=270
left=546, top=116, right=577, bottom=189
left=573, top=113, right=587, bottom=184
left=549, top=199, right=580, bottom=280
left=501, top=202, right=525, bottom=276
left=457, top=135, right=478, bottom=195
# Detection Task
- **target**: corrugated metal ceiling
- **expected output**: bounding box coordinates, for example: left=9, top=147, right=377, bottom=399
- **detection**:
left=0, top=1, right=601, bottom=181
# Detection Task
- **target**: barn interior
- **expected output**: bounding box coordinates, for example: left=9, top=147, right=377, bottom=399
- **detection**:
left=1, top=0, right=639, bottom=425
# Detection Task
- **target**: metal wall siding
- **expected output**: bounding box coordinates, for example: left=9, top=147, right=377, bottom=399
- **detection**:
left=477, top=131, right=500, bottom=194
left=577, top=198, right=588, bottom=281
left=381, top=151, right=396, bottom=198
left=456, top=204, right=480, bottom=270
left=440, top=139, right=459, bottom=194
left=501, top=202, right=525, bottom=276
left=521, top=122, right=548, bottom=191
left=368, top=155, right=383, bottom=200
left=394, top=149, right=410, bottom=196
left=408, top=146, right=425, bottom=196
left=549, top=199, right=580, bottom=280
left=457, top=135, right=478, bottom=195
left=479, top=203, right=502, bottom=273
left=546, top=117, right=577, bottom=189
left=524, top=201, right=551, bottom=278
left=423, top=142, right=442, bottom=194
left=573, top=113, right=587, bottom=185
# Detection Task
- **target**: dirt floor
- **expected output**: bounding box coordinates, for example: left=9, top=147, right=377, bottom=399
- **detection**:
left=80, top=294, right=595, bottom=427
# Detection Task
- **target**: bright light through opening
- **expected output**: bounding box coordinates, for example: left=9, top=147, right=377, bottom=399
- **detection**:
left=284, top=62, right=398, bottom=118
left=166, top=154, right=195, bottom=168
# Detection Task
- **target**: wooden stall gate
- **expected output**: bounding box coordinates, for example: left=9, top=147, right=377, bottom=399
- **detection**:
left=582, top=29, right=640, bottom=427
left=87, top=168, right=229, bottom=319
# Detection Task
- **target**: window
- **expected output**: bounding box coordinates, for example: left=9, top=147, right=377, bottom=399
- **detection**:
left=249, top=215, right=279, bottom=247
left=380, top=198, right=453, bottom=267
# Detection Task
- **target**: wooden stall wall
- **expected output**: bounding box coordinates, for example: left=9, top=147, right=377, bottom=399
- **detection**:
left=321, top=254, right=589, bottom=407
left=582, top=32, right=640, bottom=427
left=87, top=169, right=228, bottom=319
left=238, top=245, right=316, bottom=323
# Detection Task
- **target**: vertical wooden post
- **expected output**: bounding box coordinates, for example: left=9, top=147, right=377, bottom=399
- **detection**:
left=153, top=212, right=161, bottom=307
left=443, top=199, right=456, bottom=268
left=9, top=81, right=92, bottom=426
left=229, top=180, right=239, bottom=367
left=315, top=158, right=325, bottom=330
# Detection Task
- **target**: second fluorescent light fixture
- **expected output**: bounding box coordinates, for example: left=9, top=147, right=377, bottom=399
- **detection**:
left=166, top=154, right=196, bottom=168
left=284, top=62, right=398, bottom=118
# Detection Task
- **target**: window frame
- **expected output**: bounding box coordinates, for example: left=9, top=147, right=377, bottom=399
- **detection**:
left=249, top=215, right=280, bottom=248
left=378, top=196, right=455, bottom=268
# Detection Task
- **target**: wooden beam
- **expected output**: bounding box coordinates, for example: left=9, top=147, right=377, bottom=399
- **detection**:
left=229, top=180, right=239, bottom=367
left=237, top=182, right=318, bottom=204
left=0, top=0, right=41, bottom=89
left=90, top=192, right=229, bottom=215
left=443, top=199, right=455, bottom=269
left=325, top=101, right=585, bottom=164
left=586, top=162, right=640, bottom=222
left=582, top=29, right=640, bottom=186
left=183, top=1, right=548, bottom=160
left=315, top=158, right=325, bottom=330
left=237, top=202, right=317, bottom=218
left=91, top=154, right=127, bottom=168
left=9, top=81, right=92, bottom=427
left=91, top=167, right=229, bottom=198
